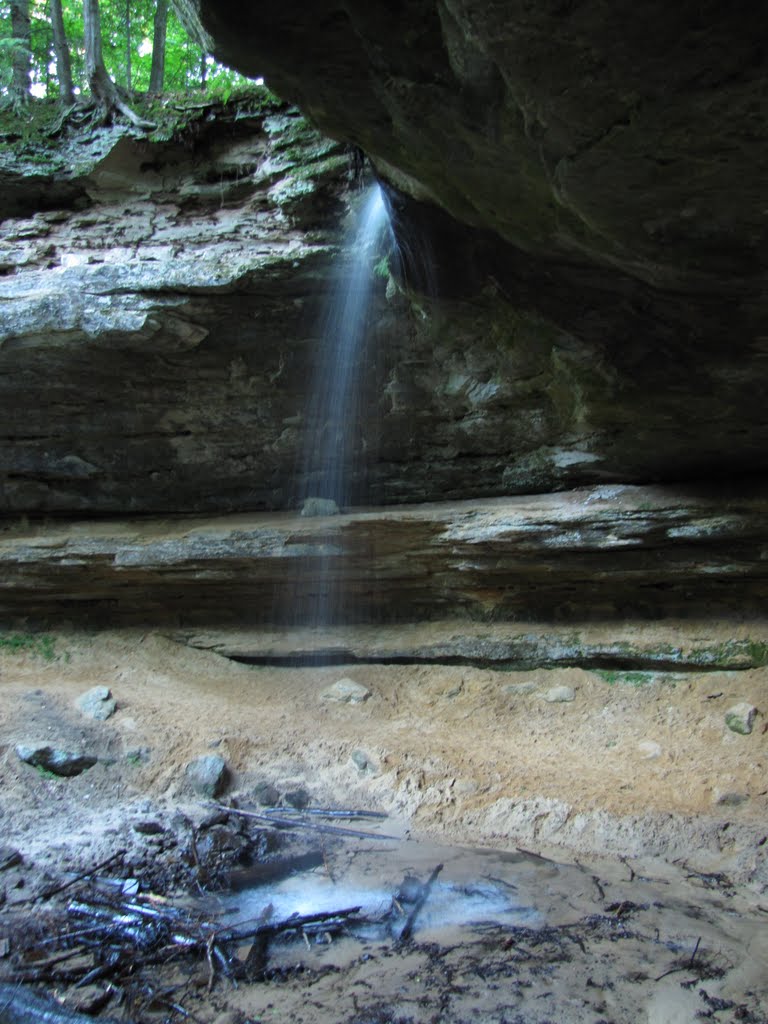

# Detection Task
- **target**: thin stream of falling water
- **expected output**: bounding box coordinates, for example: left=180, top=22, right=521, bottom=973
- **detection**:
left=296, top=182, right=395, bottom=627
left=300, top=183, right=393, bottom=513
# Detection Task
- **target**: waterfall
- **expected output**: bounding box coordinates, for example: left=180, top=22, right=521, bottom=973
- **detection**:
left=293, top=181, right=394, bottom=629
left=300, top=183, right=393, bottom=514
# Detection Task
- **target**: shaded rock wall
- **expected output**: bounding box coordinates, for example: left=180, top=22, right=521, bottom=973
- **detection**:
left=0, top=105, right=360, bottom=513
left=2, top=103, right=767, bottom=516
left=195, top=1, right=768, bottom=284
left=174, top=0, right=768, bottom=495
left=4, top=7, right=768, bottom=515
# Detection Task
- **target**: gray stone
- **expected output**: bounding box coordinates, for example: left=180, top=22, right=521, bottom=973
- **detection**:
left=15, top=743, right=97, bottom=777
left=185, top=754, right=228, bottom=797
left=350, top=748, right=376, bottom=773
left=637, top=740, right=662, bottom=760
left=284, top=787, right=311, bottom=809
left=321, top=678, right=371, bottom=704
left=253, top=781, right=280, bottom=806
left=725, top=703, right=757, bottom=735
left=543, top=685, right=575, bottom=703
left=125, top=746, right=150, bottom=764
left=76, top=685, right=116, bottom=721
left=503, top=682, right=537, bottom=696
left=300, top=497, right=340, bottom=517
left=713, top=790, right=749, bottom=807
left=133, top=820, right=165, bottom=835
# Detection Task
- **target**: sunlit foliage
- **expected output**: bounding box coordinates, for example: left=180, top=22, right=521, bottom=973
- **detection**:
left=0, top=0, right=255, bottom=102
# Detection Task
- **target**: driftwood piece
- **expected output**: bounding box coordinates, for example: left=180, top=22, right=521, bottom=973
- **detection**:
left=0, top=983, right=129, bottom=1024
left=210, top=803, right=400, bottom=841
left=38, top=851, right=126, bottom=902
left=262, top=807, right=389, bottom=820
left=219, top=905, right=363, bottom=944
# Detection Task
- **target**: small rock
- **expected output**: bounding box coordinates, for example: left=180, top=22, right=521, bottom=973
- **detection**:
left=321, top=678, right=371, bottom=704
left=543, top=685, right=575, bottom=703
left=300, top=496, right=340, bottom=517
left=713, top=790, right=749, bottom=807
left=503, top=682, right=537, bottom=696
left=75, top=685, right=116, bottom=721
left=185, top=755, right=228, bottom=797
left=724, top=703, right=757, bottom=735
left=284, top=788, right=311, bottom=809
left=125, top=746, right=150, bottom=764
left=199, top=809, right=230, bottom=830
left=396, top=875, right=424, bottom=903
left=15, top=743, right=97, bottom=777
left=351, top=748, right=376, bottom=773
left=253, top=781, right=280, bottom=806
left=637, top=740, right=662, bottom=760
left=133, top=820, right=165, bottom=835
left=0, top=848, right=22, bottom=872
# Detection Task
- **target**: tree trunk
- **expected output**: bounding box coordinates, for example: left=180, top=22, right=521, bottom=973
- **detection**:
left=148, top=0, right=168, bottom=94
left=50, top=0, right=75, bottom=105
left=124, top=0, right=132, bottom=91
left=83, top=0, right=155, bottom=128
left=9, top=0, right=31, bottom=108
left=199, top=50, right=207, bottom=90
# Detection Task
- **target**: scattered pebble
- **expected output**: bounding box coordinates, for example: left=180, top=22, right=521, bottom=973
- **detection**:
left=75, top=685, right=116, bottom=721
left=0, top=848, right=22, bottom=872
left=713, top=790, right=749, bottom=807
left=133, top=820, right=165, bottom=835
left=724, top=703, right=757, bottom=735
left=253, top=781, right=280, bottom=806
left=637, top=740, right=662, bottom=760
left=321, top=678, right=371, bottom=703
left=543, top=685, right=575, bottom=703
left=185, top=754, right=228, bottom=797
left=351, top=748, right=376, bottom=773
left=284, top=787, right=311, bottom=809
left=503, top=682, right=537, bottom=696
left=300, top=496, right=340, bottom=517
left=15, top=743, right=97, bottom=777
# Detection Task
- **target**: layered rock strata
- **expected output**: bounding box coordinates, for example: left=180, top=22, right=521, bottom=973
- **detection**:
left=2, top=483, right=767, bottom=627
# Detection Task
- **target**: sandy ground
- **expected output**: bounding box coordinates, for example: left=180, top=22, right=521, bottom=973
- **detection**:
left=0, top=628, right=766, bottom=1023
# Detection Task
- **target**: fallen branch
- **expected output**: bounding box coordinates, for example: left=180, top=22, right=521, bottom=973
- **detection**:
left=262, top=807, right=389, bottom=821
left=397, top=863, right=443, bottom=945
left=209, top=803, right=400, bottom=841
left=38, top=850, right=127, bottom=902
left=218, top=905, right=363, bottom=944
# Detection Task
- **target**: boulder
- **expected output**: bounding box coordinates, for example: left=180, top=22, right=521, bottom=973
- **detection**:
left=185, top=754, right=228, bottom=797
left=76, top=686, right=116, bottom=721
left=724, top=703, right=757, bottom=736
left=15, top=743, right=97, bottom=777
left=543, top=685, right=575, bottom=704
left=321, top=678, right=372, bottom=704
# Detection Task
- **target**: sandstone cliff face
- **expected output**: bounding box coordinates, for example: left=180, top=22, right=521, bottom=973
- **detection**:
left=4, top=6, right=768, bottom=515
left=180, top=0, right=768, bottom=494
left=0, top=102, right=355, bottom=513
